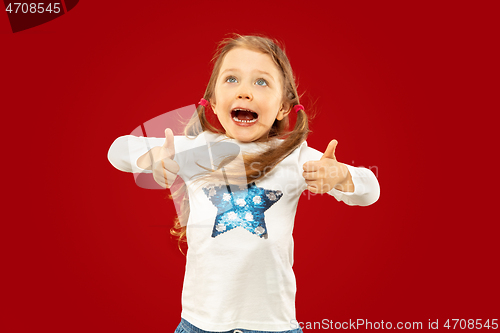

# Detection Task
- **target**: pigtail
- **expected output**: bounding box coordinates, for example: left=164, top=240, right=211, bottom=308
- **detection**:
left=185, top=103, right=223, bottom=137
left=170, top=99, right=227, bottom=254
left=242, top=106, right=310, bottom=183
left=169, top=182, right=188, bottom=255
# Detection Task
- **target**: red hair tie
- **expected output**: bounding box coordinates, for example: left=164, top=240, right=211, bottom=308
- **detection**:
left=199, top=98, right=209, bottom=107
left=293, top=104, right=304, bottom=113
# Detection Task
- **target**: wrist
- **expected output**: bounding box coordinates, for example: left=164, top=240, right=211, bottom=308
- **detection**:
left=334, top=163, right=354, bottom=192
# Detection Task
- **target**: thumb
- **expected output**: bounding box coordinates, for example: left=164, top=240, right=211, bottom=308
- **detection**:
left=162, top=128, right=175, bottom=159
left=321, top=139, right=338, bottom=160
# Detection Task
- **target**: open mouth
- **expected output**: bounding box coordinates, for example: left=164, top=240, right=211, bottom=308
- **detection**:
left=231, top=109, right=258, bottom=124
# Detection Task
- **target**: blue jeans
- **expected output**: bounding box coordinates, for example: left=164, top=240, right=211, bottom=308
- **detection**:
left=175, top=318, right=303, bottom=333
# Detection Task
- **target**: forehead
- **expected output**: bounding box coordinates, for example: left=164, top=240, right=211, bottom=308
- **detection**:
left=219, top=47, right=282, bottom=80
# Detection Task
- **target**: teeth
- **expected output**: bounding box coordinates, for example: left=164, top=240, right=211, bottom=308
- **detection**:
left=233, top=108, right=256, bottom=114
left=233, top=116, right=257, bottom=123
left=232, top=109, right=258, bottom=124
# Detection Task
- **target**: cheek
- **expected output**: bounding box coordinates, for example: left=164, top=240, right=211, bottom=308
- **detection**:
left=263, top=110, right=280, bottom=123
left=216, top=113, right=226, bottom=123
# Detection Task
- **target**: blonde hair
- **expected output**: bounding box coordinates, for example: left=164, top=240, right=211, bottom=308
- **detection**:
left=170, top=33, right=310, bottom=254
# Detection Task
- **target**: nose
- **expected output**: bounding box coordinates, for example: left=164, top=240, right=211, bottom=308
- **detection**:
left=238, top=93, right=251, bottom=100
left=236, top=83, right=253, bottom=101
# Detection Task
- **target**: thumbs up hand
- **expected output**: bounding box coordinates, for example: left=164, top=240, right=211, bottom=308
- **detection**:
left=302, top=140, right=353, bottom=193
left=151, top=128, right=180, bottom=188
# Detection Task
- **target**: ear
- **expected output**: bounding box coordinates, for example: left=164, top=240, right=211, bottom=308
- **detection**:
left=276, top=103, right=291, bottom=121
left=210, top=99, right=217, bottom=114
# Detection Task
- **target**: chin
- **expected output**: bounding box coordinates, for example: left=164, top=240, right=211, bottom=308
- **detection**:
left=233, top=134, right=256, bottom=143
left=223, top=122, right=271, bottom=143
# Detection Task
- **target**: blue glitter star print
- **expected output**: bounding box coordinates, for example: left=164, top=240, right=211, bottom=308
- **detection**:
left=203, top=183, right=283, bottom=238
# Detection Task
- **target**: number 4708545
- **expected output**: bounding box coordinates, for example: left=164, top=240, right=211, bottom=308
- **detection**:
left=444, top=319, right=498, bottom=329
left=5, top=3, right=61, bottom=14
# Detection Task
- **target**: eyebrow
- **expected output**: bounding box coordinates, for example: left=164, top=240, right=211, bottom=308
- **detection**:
left=220, top=68, right=275, bottom=81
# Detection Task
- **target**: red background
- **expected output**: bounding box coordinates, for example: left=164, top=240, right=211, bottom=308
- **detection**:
left=2, top=1, right=498, bottom=332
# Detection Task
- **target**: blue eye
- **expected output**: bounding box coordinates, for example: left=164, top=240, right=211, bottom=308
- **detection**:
left=256, top=78, right=268, bottom=86
left=226, top=76, right=237, bottom=83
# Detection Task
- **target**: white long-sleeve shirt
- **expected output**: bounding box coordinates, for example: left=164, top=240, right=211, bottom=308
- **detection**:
left=107, top=131, right=380, bottom=331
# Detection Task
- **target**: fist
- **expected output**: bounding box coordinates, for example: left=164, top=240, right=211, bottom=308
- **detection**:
left=302, top=139, right=350, bottom=194
left=151, top=128, right=180, bottom=188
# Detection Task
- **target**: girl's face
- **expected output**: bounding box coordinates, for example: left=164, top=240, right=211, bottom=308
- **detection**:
left=211, top=47, right=288, bottom=143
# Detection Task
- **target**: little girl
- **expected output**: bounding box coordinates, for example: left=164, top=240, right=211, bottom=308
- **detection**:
left=108, top=34, right=380, bottom=332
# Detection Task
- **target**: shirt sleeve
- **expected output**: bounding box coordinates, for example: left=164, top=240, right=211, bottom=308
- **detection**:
left=297, top=141, right=380, bottom=206
left=107, top=133, right=213, bottom=176
left=107, top=135, right=168, bottom=173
